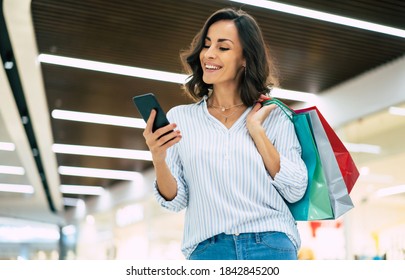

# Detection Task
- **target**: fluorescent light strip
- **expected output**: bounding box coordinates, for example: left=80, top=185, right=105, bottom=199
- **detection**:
left=0, top=165, right=25, bottom=175
left=389, top=106, right=405, bottom=116
left=53, top=143, right=152, bottom=161
left=58, top=166, right=142, bottom=181
left=375, top=185, right=405, bottom=197
left=63, top=197, right=85, bottom=207
left=52, top=92, right=314, bottom=128
left=38, top=54, right=188, bottom=84
left=60, top=184, right=105, bottom=195
left=0, top=183, right=34, bottom=194
left=0, top=226, right=59, bottom=242
left=231, top=0, right=405, bottom=38
left=0, top=142, right=16, bottom=151
left=271, top=88, right=316, bottom=102
left=52, top=109, right=146, bottom=128
left=39, top=54, right=315, bottom=102
left=343, top=142, right=381, bottom=154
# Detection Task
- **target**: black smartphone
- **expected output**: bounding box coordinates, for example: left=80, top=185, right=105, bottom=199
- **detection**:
left=133, top=93, right=170, bottom=132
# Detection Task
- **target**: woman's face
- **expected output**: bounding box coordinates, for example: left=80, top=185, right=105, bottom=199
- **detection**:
left=199, top=20, right=246, bottom=88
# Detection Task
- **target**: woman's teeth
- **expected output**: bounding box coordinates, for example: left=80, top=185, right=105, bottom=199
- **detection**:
left=206, top=64, right=221, bottom=70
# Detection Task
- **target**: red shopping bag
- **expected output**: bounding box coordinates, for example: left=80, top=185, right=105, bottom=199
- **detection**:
left=295, top=106, right=359, bottom=193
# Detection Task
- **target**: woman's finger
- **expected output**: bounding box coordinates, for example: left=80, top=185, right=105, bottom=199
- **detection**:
left=251, top=102, right=262, bottom=112
left=144, top=109, right=156, bottom=134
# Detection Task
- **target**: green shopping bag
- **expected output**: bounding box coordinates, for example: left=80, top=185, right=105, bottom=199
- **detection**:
left=262, top=98, right=333, bottom=220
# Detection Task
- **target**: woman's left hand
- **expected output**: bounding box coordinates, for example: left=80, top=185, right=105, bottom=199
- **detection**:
left=246, top=95, right=277, bottom=135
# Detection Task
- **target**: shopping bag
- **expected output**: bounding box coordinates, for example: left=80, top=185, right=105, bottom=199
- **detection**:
left=295, top=106, right=359, bottom=194
left=305, top=110, right=354, bottom=218
left=263, top=98, right=334, bottom=221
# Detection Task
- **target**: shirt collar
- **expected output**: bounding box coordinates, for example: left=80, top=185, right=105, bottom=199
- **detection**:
left=196, top=95, right=208, bottom=106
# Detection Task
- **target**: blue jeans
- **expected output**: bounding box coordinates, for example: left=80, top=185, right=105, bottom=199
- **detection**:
left=189, top=231, right=297, bottom=260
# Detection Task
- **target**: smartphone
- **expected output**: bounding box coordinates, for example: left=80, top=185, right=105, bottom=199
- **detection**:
left=133, top=93, right=170, bottom=132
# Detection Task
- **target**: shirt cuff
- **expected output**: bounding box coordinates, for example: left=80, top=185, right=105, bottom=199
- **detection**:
left=153, top=178, right=188, bottom=212
left=273, top=154, right=307, bottom=202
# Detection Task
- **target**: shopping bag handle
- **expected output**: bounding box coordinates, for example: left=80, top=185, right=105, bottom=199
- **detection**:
left=261, top=98, right=295, bottom=121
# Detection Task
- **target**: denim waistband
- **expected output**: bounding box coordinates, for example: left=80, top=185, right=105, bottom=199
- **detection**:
left=208, top=231, right=276, bottom=243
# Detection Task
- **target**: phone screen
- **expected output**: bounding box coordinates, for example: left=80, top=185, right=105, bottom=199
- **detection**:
left=133, top=93, right=170, bottom=132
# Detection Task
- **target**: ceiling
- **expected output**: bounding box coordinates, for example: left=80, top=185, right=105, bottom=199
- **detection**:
left=0, top=0, right=404, bottom=225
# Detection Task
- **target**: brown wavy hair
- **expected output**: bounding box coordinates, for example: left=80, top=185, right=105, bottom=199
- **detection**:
left=180, top=8, right=279, bottom=106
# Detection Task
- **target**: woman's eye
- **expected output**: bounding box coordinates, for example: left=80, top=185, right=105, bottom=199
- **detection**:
left=203, top=45, right=210, bottom=48
left=219, top=47, right=230, bottom=51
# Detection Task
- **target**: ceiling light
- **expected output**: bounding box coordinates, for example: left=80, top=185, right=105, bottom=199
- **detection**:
left=375, top=185, right=405, bottom=198
left=39, top=54, right=315, bottom=102
left=271, top=88, right=316, bottom=102
left=0, top=183, right=34, bottom=194
left=60, top=184, right=105, bottom=195
left=58, top=166, right=143, bottom=181
left=51, top=109, right=146, bottom=128
left=0, top=142, right=16, bottom=151
left=63, top=197, right=85, bottom=207
left=343, top=142, right=381, bottom=154
left=38, top=54, right=188, bottom=84
left=231, top=0, right=405, bottom=38
left=53, top=143, right=152, bottom=161
left=0, top=165, right=25, bottom=175
left=0, top=225, right=59, bottom=242
left=389, top=106, right=405, bottom=116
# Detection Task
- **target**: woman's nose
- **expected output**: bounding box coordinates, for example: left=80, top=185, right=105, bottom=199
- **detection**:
left=204, top=46, right=216, bottom=59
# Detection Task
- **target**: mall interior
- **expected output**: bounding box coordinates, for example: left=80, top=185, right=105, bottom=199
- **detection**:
left=0, top=0, right=404, bottom=260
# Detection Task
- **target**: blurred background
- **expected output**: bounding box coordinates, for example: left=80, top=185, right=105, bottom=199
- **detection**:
left=0, top=0, right=404, bottom=260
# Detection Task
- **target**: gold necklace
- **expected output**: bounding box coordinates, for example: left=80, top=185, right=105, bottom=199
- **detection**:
left=210, top=105, right=244, bottom=123
left=210, top=102, right=244, bottom=112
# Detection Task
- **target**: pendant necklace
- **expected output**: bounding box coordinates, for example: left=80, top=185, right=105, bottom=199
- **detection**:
left=210, top=104, right=244, bottom=123
left=210, top=102, right=244, bottom=112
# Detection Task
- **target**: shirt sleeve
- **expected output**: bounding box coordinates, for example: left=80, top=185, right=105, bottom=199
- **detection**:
left=153, top=109, right=189, bottom=212
left=270, top=108, right=308, bottom=203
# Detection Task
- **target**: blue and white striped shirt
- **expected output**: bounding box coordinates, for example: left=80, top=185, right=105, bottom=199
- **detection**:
left=154, top=95, right=307, bottom=259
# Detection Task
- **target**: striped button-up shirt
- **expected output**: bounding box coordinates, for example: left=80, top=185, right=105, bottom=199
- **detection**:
left=154, top=96, right=307, bottom=259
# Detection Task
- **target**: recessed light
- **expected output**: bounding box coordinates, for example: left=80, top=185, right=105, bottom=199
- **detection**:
left=58, top=166, right=143, bottom=181
left=231, top=0, right=405, bottom=38
left=389, top=106, right=405, bottom=116
left=0, top=142, right=15, bottom=151
left=51, top=109, right=146, bottom=128
left=0, top=165, right=25, bottom=175
left=39, top=54, right=316, bottom=102
left=0, top=183, right=34, bottom=194
left=53, top=144, right=152, bottom=161
left=60, top=184, right=105, bottom=195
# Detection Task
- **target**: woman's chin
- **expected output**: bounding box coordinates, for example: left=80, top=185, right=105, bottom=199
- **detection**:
left=202, top=77, right=215, bottom=85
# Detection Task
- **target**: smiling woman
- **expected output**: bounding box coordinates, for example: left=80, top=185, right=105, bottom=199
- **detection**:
left=181, top=8, right=279, bottom=107
left=199, top=20, right=245, bottom=87
left=141, top=8, right=308, bottom=260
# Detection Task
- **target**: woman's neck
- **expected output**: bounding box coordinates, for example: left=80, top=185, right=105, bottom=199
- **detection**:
left=210, top=85, right=242, bottom=107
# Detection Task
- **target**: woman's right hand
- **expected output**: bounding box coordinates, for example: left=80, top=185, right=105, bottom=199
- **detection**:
left=143, top=110, right=182, bottom=163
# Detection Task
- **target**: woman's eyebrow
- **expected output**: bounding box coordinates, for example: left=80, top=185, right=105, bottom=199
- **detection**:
left=205, top=36, right=234, bottom=44
left=218, top=38, right=234, bottom=44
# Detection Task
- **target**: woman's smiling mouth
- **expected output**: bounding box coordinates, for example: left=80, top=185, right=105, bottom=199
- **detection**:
left=205, top=63, right=222, bottom=70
